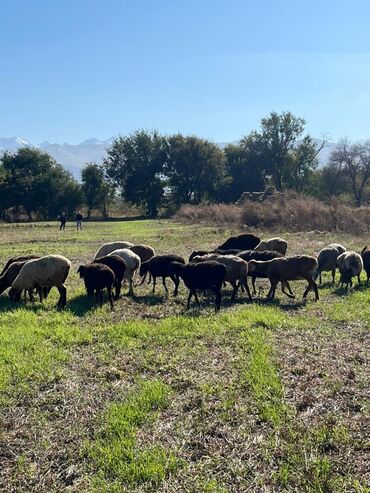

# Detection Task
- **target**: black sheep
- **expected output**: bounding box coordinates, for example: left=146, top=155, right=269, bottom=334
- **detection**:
left=171, top=260, right=227, bottom=311
left=77, top=263, right=115, bottom=308
left=0, top=254, right=39, bottom=276
left=238, top=249, right=294, bottom=297
left=361, top=246, right=370, bottom=284
left=140, top=254, right=185, bottom=296
left=94, top=255, right=126, bottom=300
left=218, top=233, right=260, bottom=251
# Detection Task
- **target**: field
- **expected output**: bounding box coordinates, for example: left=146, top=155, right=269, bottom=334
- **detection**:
left=0, top=220, right=369, bottom=493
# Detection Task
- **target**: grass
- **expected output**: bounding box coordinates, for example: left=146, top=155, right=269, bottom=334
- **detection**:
left=0, top=219, right=369, bottom=492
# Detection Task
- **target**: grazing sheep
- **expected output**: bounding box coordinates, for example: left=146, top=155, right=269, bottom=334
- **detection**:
left=315, top=246, right=343, bottom=285
left=171, top=261, right=227, bottom=311
left=129, top=244, right=155, bottom=263
left=94, top=241, right=134, bottom=260
left=93, top=255, right=126, bottom=300
left=0, top=254, right=39, bottom=276
left=192, top=254, right=252, bottom=301
left=218, top=233, right=260, bottom=251
left=108, top=248, right=140, bottom=295
left=248, top=255, right=319, bottom=301
left=139, top=254, right=185, bottom=295
left=327, top=243, right=346, bottom=255
left=78, top=263, right=115, bottom=308
left=337, top=251, right=363, bottom=288
left=361, top=246, right=370, bottom=284
left=188, top=248, right=240, bottom=262
left=9, top=255, right=71, bottom=307
left=238, top=249, right=294, bottom=296
left=0, top=260, right=34, bottom=296
left=255, top=237, right=287, bottom=256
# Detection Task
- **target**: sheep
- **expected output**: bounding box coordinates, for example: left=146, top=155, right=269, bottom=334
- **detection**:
left=361, top=246, right=370, bottom=284
left=9, top=255, right=71, bottom=307
left=78, top=263, right=115, bottom=308
left=255, top=237, right=288, bottom=256
left=171, top=261, right=227, bottom=311
left=238, top=249, right=294, bottom=297
left=248, top=255, right=319, bottom=301
left=129, top=244, right=156, bottom=284
left=327, top=243, right=346, bottom=255
left=217, top=233, right=260, bottom=251
left=188, top=248, right=240, bottom=262
left=0, top=254, right=39, bottom=276
left=93, top=255, right=126, bottom=300
left=337, top=251, right=363, bottom=288
left=108, top=248, right=140, bottom=295
left=0, top=260, right=34, bottom=296
left=139, top=254, right=185, bottom=296
left=94, top=241, right=134, bottom=260
left=314, top=246, right=344, bottom=285
left=191, top=254, right=252, bottom=301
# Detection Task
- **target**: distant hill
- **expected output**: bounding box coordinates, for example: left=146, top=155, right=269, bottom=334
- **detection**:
left=0, top=136, right=335, bottom=180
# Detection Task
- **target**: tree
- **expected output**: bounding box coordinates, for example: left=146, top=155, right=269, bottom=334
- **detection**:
left=329, top=139, right=370, bottom=207
left=0, top=147, right=83, bottom=219
left=251, top=111, right=319, bottom=191
left=220, top=139, right=265, bottom=202
left=104, top=130, right=167, bottom=217
left=82, top=163, right=114, bottom=217
left=165, top=135, right=225, bottom=205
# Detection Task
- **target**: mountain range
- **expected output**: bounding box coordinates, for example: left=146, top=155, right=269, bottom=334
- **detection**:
left=0, top=136, right=335, bottom=180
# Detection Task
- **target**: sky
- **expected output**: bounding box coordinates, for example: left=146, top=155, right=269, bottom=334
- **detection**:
left=2, top=0, right=370, bottom=144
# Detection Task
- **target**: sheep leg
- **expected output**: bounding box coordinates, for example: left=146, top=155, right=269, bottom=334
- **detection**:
left=162, top=276, right=168, bottom=293
left=319, top=272, right=322, bottom=285
left=267, top=280, right=278, bottom=300
left=28, top=290, right=35, bottom=303
left=252, top=276, right=257, bottom=296
left=171, top=275, right=180, bottom=296
left=241, top=278, right=252, bottom=301
left=38, top=287, right=43, bottom=303
left=357, top=275, right=361, bottom=286
left=331, top=270, right=335, bottom=285
left=98, top=290, right=103, bottom=307
left=128, top=279, right=134, bottom=296
left=193, top=291, right=201, bottom=308
left=114, top=281, right=121, bottom=300
left=214, top=289, right=222, bottom=311
left=56, top=284, right=67, bottom=308
left=152, top=276, right=157, bottom=294
left=138, top=273, right=147, bottom=286
left=230, top=281, right=239, bottom=301
left=107, top=286, right=114, bottom=309
left=281, top=282, right=295, bottom=299
left=187, top=290, right=193, bottom=310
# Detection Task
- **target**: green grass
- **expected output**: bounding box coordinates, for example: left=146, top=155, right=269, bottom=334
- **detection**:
left=0, top=220, right=368, bottom=492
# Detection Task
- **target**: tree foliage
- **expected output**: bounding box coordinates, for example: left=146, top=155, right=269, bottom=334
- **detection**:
left=82, top=163, right=114, bottom=217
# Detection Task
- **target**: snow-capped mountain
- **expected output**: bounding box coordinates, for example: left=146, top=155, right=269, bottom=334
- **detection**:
left=0, top=136, right=334, bottom=181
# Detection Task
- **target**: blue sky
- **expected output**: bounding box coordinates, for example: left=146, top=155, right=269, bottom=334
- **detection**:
left=2, top=0, right=370, bottom=144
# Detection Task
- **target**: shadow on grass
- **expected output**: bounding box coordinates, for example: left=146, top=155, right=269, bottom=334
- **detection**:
left=332, top=282, right=369, bottom=297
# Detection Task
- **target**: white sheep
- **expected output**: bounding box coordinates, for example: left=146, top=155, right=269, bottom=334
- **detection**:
left=337, top=251, right=363, bottom=288
left=108, top=248, right=140, bottom=295
left=192, top=253, right=252, bottom=301
left=94, top=241, right=134, bottom=260
left=255, top=237, right=288, bottom=256
left=10, top=255, right=71, bottom=307
left=315, top=246, right=342, bottom=285
left=248, top=255, right=319, bottom=301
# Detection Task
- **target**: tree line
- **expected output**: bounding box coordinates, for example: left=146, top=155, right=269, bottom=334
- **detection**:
left=1, top=111, right=370, bottom=220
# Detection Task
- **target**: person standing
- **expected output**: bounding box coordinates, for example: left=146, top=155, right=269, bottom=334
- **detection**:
left=59, top=212, right=66, bottom=231
left=76, top=211, right=83, bottom=230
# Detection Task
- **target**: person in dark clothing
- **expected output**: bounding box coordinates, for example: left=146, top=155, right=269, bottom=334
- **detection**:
left=59, top=212, right=66, bottom=231
left=76, top=211, right=83, bottom=230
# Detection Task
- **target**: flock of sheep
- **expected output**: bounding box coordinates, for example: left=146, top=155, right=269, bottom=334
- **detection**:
left=0, top=233, right=369, bottom=311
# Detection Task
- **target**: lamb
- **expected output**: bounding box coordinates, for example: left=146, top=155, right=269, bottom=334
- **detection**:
left=107, top=248, right=140, bottom=295
left=0, top=254, right=39, bottom=276
left=361, top=246, right=370, bottom=284
left=93, top=255, right=126, bottom=299
left=191, top=254, right=252, bottom=301
left=94, top=241, right=134, bottom=260
left=9, top=255, right=71, bottom=307
left=255, top=237, right=287, bottom=256
left=327, top=243, right=346, bottom=255
left=139, top=254, right=185, bottom=295
left=337, top=251, right=363, bottom=288
left=171, top=261, right=227, bottom=311
left=217, top=233, right=260, bottom=251
left=238, top=249, right=294, bottom=296
left=315, top=246, right=343, bottom=285
left=248, top=255, right=319, bottom=301
left=78, top=263, right=115, bottom=308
